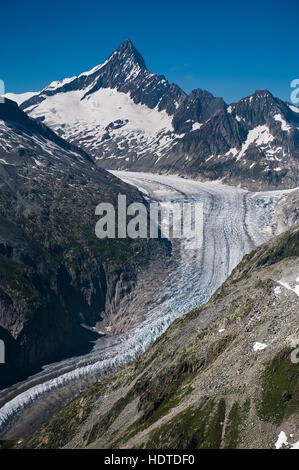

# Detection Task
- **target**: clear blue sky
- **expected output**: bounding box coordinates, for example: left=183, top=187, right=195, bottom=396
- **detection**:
left=1, top=0, right=298, bottom=103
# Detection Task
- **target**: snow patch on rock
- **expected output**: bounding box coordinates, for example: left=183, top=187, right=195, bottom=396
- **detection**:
left=275, top=431, right=288, bottom=449
left=253, top=342, right=267, bottom=351
left=237, top=125, right=274, bottom=160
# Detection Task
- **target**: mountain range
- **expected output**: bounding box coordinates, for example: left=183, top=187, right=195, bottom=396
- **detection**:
left=6, top=39, right=299, bottom=190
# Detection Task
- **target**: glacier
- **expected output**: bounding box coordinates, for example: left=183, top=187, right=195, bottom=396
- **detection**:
left=0, top=172, right=295, bottom=437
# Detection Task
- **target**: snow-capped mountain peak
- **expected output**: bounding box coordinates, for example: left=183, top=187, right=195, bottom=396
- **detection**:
left=111, top=38, right=147, bottom=69
left=24, top=40, right=148, bottom=101
left=77, top=39, right=147, bottom=81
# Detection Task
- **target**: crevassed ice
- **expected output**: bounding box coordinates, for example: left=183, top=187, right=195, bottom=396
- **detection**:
left=0, top=173, right=294, bottom=434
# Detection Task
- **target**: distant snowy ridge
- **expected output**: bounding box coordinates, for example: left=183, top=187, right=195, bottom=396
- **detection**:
left=4, top=91, right=38, bottom=106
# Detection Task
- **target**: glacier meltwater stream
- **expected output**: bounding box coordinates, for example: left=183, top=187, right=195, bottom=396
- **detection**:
left=0, top=171, right=293, bottom=438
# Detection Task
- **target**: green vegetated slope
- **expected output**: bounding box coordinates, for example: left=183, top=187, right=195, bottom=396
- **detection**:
left=13, top=222, right=299, bottom=449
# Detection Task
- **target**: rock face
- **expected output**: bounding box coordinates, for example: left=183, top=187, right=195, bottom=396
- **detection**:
left=272, top=189, right=299, bottom=235
left=14, top=222, right=299, bottom=449
left=0, top=99, right=170, bottom=388
left=11, top=39, right=299, bottom=190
